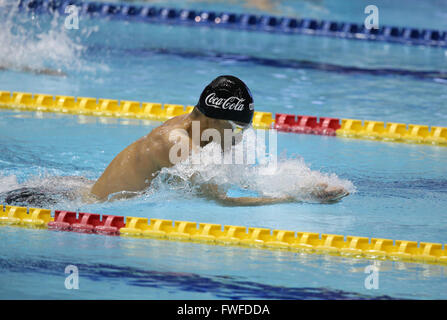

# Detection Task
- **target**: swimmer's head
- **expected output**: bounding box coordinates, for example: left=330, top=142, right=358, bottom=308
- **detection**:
left=195, top=75, right=254, bottom=128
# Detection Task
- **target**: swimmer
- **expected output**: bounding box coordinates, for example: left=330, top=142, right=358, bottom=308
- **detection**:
left=89, top=75, right=349, bottom=205
left=1, top=75, right=349, bottom=207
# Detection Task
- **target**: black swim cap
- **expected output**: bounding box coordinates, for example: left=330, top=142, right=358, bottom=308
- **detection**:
left=196, top=75, right=254, bottom=125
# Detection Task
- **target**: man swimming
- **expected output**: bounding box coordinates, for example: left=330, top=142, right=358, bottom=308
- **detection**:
left=89, top=75, right=348, bottom=205
left=2, top=75, right=348, bottom=207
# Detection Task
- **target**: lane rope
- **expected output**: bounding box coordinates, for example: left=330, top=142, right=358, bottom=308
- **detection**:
left=16, top=0, right=447, bottom=48
left=1, top=204, right=446, bottom=266
left=1, top=90, right=446, bottom=146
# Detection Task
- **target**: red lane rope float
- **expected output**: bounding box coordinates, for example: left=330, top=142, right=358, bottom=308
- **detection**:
left=48, top=210, right=125, bottom=235
left=274, top=114, right=341, bottom=136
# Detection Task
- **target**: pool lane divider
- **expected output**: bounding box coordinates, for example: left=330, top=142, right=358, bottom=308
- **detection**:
left=1, top=204, right=447, bottom=266
left=17, top=0, right=447, bottom=48
left=1, top=90, right=446, bottom=146
left=275, top=114, right=447, bottom=146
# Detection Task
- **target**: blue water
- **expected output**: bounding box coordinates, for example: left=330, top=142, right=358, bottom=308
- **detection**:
left=0, top=0, right=447, bottom=299
left=1, top=4, right=447, bottom=126
left=0, top=111, right=446, bottom=299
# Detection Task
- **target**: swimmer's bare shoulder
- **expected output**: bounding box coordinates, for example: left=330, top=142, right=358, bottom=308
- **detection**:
left=89, top=138, right=157, bottom=200
left=89, top=114, right=190, bottom=201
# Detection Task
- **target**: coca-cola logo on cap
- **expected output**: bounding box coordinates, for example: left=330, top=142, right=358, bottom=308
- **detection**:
left=204, top=93, right=245, bottom=111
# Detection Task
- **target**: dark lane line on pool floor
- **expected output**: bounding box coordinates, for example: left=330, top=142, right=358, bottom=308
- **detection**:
left=0, top=256, right=397, bottom=299
left=85, top=46, right=447, bottom=85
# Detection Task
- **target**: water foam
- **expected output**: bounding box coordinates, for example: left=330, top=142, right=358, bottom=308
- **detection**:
left=0, top=3, right=86, bottom=75
left=0, top=173, right=94, bottom=208
left=150, top=129, right=356, bottom=203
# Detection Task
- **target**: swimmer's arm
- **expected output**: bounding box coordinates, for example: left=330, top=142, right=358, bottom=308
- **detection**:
left=198, top=183, right=294, bottom=207
left=215, top=196, right=295, bottom=207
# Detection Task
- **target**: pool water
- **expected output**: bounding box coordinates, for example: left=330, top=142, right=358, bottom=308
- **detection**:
left=0, top=0, right=447, bottom=299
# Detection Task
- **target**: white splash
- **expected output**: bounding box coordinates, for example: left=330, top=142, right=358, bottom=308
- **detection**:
left=0, top=174, right=20, bottom=193
left=150, top=129, right=356, bottom=203
left=0, top=2, right=95, bottom=75
left=0, top=173, right=94, bottom=208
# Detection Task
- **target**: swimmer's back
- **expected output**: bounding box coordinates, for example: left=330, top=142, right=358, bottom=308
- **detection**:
left=90, top=114, right=191, bottom=200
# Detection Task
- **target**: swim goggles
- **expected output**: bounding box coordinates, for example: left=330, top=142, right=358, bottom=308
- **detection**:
left=228, top=120, right=251, bottom=135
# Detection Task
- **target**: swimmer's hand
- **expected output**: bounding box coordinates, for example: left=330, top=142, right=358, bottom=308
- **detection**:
left=214, top=194, right=296, bottom=207
left=310, top=183, right=350, bottom=203
left=197, top=182, right=349, bottom=207
left=198, top=183, right=295, bottom=207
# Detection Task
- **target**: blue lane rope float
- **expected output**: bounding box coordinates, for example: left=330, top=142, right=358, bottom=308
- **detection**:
left=15, top=0, right=447, bottom=48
